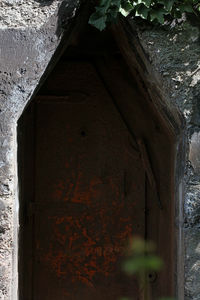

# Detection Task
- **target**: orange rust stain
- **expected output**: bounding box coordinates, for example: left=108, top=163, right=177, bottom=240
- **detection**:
left=65, top=162, right=70, bottom=168
left=53, top=166, right=106, bottom=205
left=39, top=173, right=136, bottom=286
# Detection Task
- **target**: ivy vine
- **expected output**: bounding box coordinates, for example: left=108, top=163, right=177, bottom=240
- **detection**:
left=89, top=0, right=200, bottom=31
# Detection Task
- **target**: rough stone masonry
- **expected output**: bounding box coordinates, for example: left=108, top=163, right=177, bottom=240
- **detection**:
left=136, top=21, right=200, bottom=300
left=0, top=0, right=200, bottom=299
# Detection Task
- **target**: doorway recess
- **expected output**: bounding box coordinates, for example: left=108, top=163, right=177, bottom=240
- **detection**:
left=18, top=27, right=175, bottom=300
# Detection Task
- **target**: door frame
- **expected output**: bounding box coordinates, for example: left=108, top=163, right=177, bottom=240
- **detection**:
left=17, top=17, right=185, bottom=300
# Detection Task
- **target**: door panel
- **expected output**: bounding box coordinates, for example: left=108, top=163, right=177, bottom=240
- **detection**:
left=21, top=62, right=145, bottom=300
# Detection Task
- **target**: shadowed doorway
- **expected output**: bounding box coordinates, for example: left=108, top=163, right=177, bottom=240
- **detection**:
left=18, top=27, right=175, bottom=300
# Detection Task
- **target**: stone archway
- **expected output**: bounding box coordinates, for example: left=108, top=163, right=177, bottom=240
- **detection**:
left=0, top=2, right=188, bottom=300
left=17, top=25, right=183, bottom=300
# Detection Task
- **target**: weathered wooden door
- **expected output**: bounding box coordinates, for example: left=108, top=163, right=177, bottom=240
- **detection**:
left=19, top=61, right=146, bottom=300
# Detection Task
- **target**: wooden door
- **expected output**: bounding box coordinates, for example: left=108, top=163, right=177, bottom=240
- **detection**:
left=19, top=61, right=146, bottom=300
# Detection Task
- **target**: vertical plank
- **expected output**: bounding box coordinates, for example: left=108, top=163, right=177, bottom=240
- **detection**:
left=31, top=62, right=145, bottom=300
left=94, top=55, right=175, bottom=299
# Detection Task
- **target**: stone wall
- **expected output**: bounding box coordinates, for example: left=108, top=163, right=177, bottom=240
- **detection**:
left=135, top=20, right=200, bottom=300
left=0, top=0, right=200, bottom=299
left=0, top=1, right=80, bottom=299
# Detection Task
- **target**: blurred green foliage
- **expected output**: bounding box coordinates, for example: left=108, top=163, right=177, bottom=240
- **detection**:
left=89, top=0, right=200, bottom=31
left=122, top=238, right=163, bottom=275
left=120, top=237, right=175, bottom=300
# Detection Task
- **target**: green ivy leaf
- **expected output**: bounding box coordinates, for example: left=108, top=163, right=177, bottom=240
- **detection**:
left=98, top=0, right=111, bottom=12
left=109, top=0, right=121, bottom=9
left=89, top=0, right=198, bottom=31
left=135, top=4, right=151, bottom=19
left=141, top=0, right=151, bottom=8
left=119, top=0, right=133, bottom=16
left=172, top=8, right=182, bottom=19
left=134, top=0, right=151, bottom=8
left=88, top=13, right=107, bottom=31
left=121, top=0, right=133, bottom=11
left=94, top=6, right=108, bottom=15
left=109, top=10, right=119, bottom=18
left=163, top=0, right=175, bottom=12
left=179, top=3, right=193, bottom=13
left=99, top=0, right=109, bottom=5
left=119, top=7, right=131, bottom=16
left=150, top=7, right=168, bottom=24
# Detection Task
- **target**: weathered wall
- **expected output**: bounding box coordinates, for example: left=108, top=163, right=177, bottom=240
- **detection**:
left=135, top=21, right=200, bottom=300
left=0, top=1, right=80, bottom=299
left=0, top=0, right=200, bottom=299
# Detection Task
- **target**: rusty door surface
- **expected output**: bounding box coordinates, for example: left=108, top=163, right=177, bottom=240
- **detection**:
left=19, top=61, right=146, bottom=300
